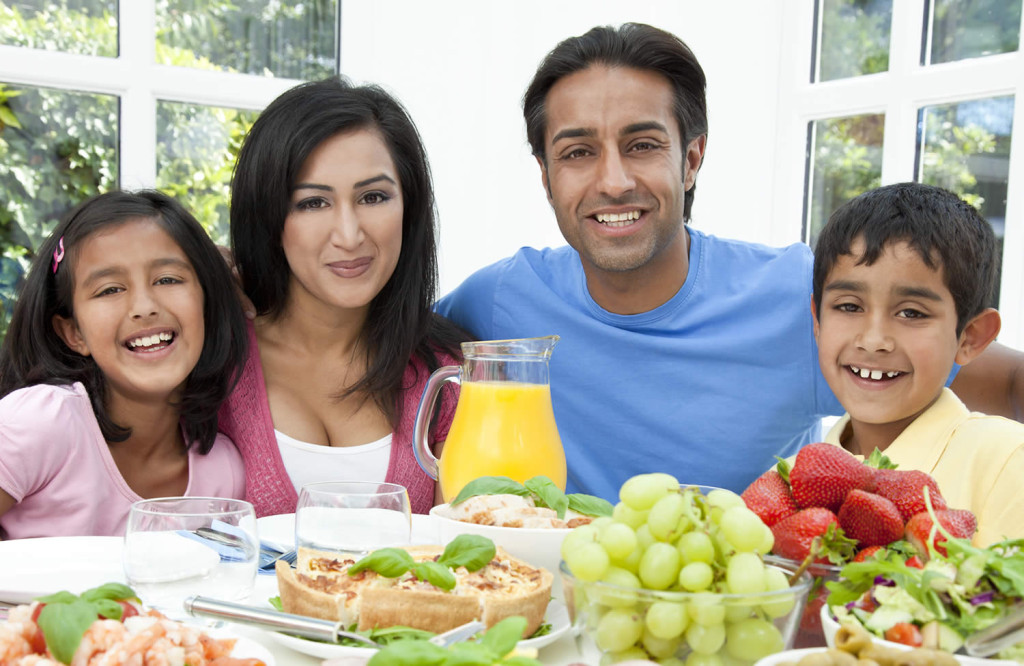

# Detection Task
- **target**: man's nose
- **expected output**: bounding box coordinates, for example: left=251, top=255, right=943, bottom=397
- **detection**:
left=596, top=151, right=635, bottom=197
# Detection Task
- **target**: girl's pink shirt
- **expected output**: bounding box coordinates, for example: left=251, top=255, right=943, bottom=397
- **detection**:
left=0, top=382, right=246, bottom=539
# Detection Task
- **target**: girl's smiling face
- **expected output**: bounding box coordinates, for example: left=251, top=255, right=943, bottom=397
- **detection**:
left=813, top=237, right=965, bottom=442
left=53, top=217, right=205, bottom=404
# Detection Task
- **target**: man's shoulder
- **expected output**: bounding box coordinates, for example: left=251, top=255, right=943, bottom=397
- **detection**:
left=694, top=228, right=813, bottom=267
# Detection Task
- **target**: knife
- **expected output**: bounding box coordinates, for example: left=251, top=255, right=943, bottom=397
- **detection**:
left=183, top=596, right=379, bottom=647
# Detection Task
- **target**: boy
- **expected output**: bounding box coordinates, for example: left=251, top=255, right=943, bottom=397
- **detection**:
left=812, top=182, right=1024, bottom=546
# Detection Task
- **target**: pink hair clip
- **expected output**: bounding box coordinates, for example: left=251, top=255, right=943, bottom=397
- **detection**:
left=52, top=237, right=65, bottom=274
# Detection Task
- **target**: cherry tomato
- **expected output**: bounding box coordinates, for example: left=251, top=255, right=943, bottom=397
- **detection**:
left=905, top=555, right=925, bottom=569
left=117, top=600, right=139, bottom=620
left=854, top=593, right=877, bottom=613
left=884, top=622, right=923, bottom=647
left=29, top=603, right=47, bottom=654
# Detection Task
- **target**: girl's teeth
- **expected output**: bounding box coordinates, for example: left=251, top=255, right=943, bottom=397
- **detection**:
left=128, top=332, right=173, bottom=348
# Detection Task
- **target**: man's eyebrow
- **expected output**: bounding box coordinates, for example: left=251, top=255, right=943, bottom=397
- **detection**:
left=551, top=127, right=596, bottom=144
left=621, top=121, right=670, bottom=136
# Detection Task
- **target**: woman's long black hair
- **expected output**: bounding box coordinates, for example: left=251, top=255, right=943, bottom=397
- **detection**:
left=230, top=77, right=467, bottom=422
left=0, top=190, right=248, bottom=453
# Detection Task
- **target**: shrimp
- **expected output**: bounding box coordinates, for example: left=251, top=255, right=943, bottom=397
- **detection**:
left=0, top=617, right=39, bottom=663
left=12, top=656, right=62, bottom=665
left=70, top=620, right=126, bottom=666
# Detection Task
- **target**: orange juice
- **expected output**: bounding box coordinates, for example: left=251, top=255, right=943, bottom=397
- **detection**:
left=438, top=380, right=566, bottom=501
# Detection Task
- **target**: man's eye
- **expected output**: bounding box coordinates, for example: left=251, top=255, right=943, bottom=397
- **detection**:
left=629, top=141, right=658, bottom=152
left=561, top=148, right=591, bottom=160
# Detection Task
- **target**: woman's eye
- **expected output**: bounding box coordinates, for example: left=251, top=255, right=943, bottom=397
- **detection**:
left=360, top=191, right=391, bottom=205
left=155, top=276, right=182, bottom=286
left=295, top=197, right=328, bottom=211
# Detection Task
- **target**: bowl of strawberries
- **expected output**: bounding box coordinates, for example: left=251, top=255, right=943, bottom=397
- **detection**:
left=742, top=443, right=977, bottom=649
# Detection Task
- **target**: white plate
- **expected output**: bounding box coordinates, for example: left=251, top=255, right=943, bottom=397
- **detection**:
left=0, top=536, right=125, bottom=603
left=214, top=631, right=276, bottom=664
left=266, top=600, right=571, bottom=659
left=755, top=648, right=839, bottom=666
left=256, top=513, right=439, bottom=550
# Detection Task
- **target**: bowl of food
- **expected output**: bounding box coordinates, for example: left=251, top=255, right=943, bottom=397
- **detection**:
left=561, top=557, right=813, bottom=665
left=429, top=475, right=612, bottom=592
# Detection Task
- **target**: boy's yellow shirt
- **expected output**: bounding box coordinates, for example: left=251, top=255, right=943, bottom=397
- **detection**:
left=821, top=388, right=1024, bottom=547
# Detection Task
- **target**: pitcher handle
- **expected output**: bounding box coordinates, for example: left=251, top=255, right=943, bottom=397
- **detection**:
left=412, top=365, right=461, bottom=480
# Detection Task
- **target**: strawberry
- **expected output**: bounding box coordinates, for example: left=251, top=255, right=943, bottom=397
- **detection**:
left=837, top=489, right=905, bottom=548
left=789, top=443, right=872, bottom=512
left=742, top=469, right=799, bottom=527
left=874, top=469, right=947, bottom=522
left=905, top=509, right=978, bottom=558
left=853, top=545, right=884, bottom=562
left=771, top=507, right=843, bottom=562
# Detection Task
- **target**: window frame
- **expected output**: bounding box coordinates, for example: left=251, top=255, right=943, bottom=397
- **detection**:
left=774, top=0, right=1024, bottom=350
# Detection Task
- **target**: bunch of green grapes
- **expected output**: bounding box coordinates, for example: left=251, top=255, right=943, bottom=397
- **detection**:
left=561, top=473, right=799, bottom=666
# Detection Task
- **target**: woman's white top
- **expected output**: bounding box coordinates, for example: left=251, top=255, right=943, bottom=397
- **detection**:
left=275, top=429, right=392, bottom=493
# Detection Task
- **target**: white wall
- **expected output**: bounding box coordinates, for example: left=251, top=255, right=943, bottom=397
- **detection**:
left=338, top=1, right=785, bottom=296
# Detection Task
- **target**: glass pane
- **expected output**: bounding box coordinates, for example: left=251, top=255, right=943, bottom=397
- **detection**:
left=928, top=0, right=1021, bottom=65
left=156, top=100, right=259, bottom=245
left=0, top=0, right=117, bottom=56
left=918, top=96, right=1014, bottom=308
left=155, top=0, right=337, bottom=79
left=805, top=114, right=885, bottom=249
left=816, top=0, right=893, bottom=82
left=0, top=83, right=119, bottom=339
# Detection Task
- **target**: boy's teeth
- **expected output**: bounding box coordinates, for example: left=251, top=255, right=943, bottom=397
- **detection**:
left=849, top=365, right=900, bottom=381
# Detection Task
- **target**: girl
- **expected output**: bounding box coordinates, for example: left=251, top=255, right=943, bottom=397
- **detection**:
left=0, top=190, right=249, bottom=539
left=222, top=77, right=468, bottom=517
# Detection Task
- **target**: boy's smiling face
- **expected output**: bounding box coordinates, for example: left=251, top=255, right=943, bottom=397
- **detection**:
left=814, top=236, right=966, bottom=444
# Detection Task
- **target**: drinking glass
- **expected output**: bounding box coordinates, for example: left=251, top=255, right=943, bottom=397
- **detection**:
left=295, top=481, right=411, bottom=557
left=123, top=497, right=258, bottom=620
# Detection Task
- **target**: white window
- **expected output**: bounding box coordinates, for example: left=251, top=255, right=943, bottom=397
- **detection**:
left=774, top=0, right=1024, bottom=350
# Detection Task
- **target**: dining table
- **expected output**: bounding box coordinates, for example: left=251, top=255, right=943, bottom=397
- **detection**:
left=0, top=513, right=600, bottom=665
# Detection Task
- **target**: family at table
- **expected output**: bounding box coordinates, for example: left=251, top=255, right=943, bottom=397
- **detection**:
left=0, top=22, right=1023, bottom=546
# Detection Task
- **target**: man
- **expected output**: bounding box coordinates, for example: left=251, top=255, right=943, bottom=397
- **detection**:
left=435, top=23, right=1024, bottom=501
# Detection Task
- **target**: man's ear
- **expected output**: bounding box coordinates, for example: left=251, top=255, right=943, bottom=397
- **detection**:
left=683, top=135, right=707, bottom=191
left=535, top=155, right=553, bottom=204
left=52, top=314, right=91, bottom=357
left=810, top=296, right=820, bottom=340
left=955, top=308, right=1001, bottom=366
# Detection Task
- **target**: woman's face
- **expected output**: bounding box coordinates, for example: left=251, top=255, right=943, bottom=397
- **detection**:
left=281, top=128, right=404, bottom=316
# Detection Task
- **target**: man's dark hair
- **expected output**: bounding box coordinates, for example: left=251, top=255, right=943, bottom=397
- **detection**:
left=813, top=182, right=997, bottom=335
left=230, top=76, right=467, bottom=423
left=0, top=190, right=248, bottom=453
left=523, top=22, right=708, bottom=221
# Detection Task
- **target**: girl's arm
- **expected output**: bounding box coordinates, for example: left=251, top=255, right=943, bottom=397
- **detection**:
left=0, top=488, right=15, bottom=539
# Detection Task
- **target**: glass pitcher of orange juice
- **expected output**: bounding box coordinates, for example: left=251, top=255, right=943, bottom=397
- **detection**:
left=412, top=336, right=567, bottom=502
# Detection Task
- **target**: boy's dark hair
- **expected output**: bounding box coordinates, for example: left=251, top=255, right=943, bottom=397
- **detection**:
left=813, top=182, right=997, bottom=335
left=0, top=190, right=248, bottom=454
left=522, top=22, right=708, bottom=222
left=230, top=76, right=466, bottom=423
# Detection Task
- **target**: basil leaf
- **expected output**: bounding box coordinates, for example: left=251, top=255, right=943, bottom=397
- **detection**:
left=38, top=599, right=98, bottom=664
left=349, top=548, right=415, bottom=578
left=446, top=640, right=498, bottom=664
left=81, top=582, right=136, bottom=602
left=480, top=616, right=526, bottom=658
left=567, top=493, right=613, bottom=518
left=450, top=476, right=529, bottom=506
left=268, top=596, right=283, bottom=611
left=410, top=561, right=456, bottom=591
left=525, top=476, right=568, bottom=519
left=92, top=598, right=123, bottom=621
left=438, top=534, right=496, bottom=572
left=367, top=640, right=447, bottom=666
left=35, top=590, right=77, bottom=604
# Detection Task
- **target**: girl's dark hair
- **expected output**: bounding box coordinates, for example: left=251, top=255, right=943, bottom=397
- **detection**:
left=0, top=190, right=248, bottom=453
left=813, top=182, right=997, bottom=336
left=230, top=76, right=466, bottom=422
left=523, top=22, right=708, bottom=222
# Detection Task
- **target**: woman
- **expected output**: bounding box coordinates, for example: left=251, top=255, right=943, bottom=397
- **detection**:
left=221, top=77, right=467, bottom=517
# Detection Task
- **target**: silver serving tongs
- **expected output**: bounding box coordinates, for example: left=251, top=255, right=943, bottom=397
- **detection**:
left=962, top=602, right=1024, bottom=658
left=184, top=596, right=379, bottom=647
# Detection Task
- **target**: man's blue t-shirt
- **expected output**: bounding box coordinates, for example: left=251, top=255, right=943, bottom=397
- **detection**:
left=436, top=227, right=843, bottom=501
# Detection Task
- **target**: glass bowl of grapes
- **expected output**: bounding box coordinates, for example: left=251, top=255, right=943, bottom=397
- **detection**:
left=559, top=476, right=814, bottom=665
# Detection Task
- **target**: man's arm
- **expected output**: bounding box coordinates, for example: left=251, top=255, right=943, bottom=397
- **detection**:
left=950, top=341, right=1024, bottom=422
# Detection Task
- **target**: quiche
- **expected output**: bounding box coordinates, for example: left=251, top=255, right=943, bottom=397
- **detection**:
left=275, top=545, right=553, bottom=636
